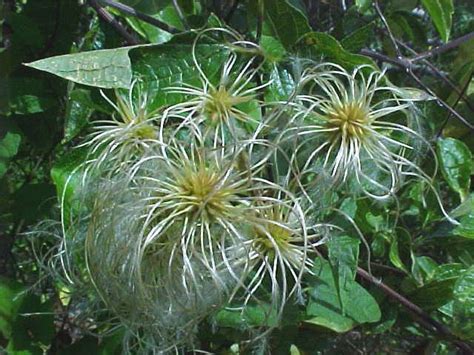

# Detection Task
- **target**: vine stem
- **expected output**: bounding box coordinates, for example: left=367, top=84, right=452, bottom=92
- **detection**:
left=356, top=267, right=473, bottom=354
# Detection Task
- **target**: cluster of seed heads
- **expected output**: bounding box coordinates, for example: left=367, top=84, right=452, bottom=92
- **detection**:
left=40, top=28, right=454, bottom=353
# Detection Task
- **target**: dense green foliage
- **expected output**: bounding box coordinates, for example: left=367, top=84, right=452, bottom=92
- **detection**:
left=1, top=0, right=474, bottom=353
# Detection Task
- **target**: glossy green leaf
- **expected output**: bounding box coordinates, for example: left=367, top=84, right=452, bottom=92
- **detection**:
left=64, top=89, right=95, bottom=142
left=132, top=44, right=229, bottom=108
left=267, top=66, right=296, bottom=102
left=389, top=235, right=408, bottom=272
left=421, top=0, right=454, bottom=42
left=409, top=264, right=465, bottom=310
left=306, top=258, right=381, bottom=332
left=260, top=35, right=286, bottom=62
left=50, top=147, right=90, bottom=222
left=25, top=45, right=152, bottom=89
left=452, top=265, right=474, bottom=339
left=264, top=0, right=311, bottom=48
left=298, top=32, right=375, bottom=68
left=355, top=0, right=372, bottom=13
left=215, top=304, right=279, bottom=329
left=437, top=138, right=472, bottom=201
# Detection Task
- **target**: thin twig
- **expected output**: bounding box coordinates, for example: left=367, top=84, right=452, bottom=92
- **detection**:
left=396, top=39, right=474, bottom=113
left=437, top=72, right=474, bottom=137
left=359, top=15, right=474, bottom=113
left=374, top=0, right=401, bottom=57
left=356, top=267, right=473, bottom=354
left=369, top=5, right=474, bottom=130
left=171, top=0, right=189, bottom=30
left=412, top=31, right=474, bottom=62
left=98, top=0, right=181, bottom=34
left=409, top=72, right=474, bottom=129
left=360, top=49, right=414, bottom=69
left=89, top=0, right=139, bottom=45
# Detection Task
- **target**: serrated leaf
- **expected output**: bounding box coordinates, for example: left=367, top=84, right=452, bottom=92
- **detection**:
left=421, top=0, right=454, bottom=42
left=437, top=138, right=472, bottom=201
left=25, top=45, right=153, bottom=89
left=306, top=258, right=381, bottom=333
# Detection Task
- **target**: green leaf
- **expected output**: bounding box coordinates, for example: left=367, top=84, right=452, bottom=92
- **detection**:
left=266, top=66, right=296, bottom=101
left=50, top=147, right=89, bottom=222
left=215, top=304, right=279, bottom=329
left=124, top=3, right=182, bottom=44
left=437, top=138, right=472, bottom=201
left=421, top=0, right=454, bottom=42
left=0, top=78, right=55, bottom=115
left=389, top=235, right=408, bottom=272
left=259, top=35, right=286, bottom=62
left=355, top=0, right=372, bottom=13
left=132, top=44, right=229, bottom=108
left=64, top=89, right=95, bottom=142
left=450, top=193, right=474, bottom=239
left=341, top=22, right=375, bottom=53
left=327, top=235, right=360, bottom=312
left=0, top=278, right=26, bottom=339
left=11, top=183, right=56, bottom=223
left=305, top=258, right=381, bottom=333
left=25, top=45, right=153, bottom=89
left=263, top=0, right=312, bottom=48
left=0, top=130, right=21, bottom=178
left=8, top=294, right=54, bottom=354
left=298, top=32, right=375, bottom=68
left=409, top=263, right=465, bottom=310
left=452, top=265, right=474, bottom=339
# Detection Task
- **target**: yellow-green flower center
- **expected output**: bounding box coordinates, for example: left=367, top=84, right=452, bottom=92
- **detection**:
left=175, top=165, right=237, bottom=218
left=326, top=101, right=369, bottom=140
left=204, top=85, right=252, bottom=122
left=252, top=209, right=293, bottom=258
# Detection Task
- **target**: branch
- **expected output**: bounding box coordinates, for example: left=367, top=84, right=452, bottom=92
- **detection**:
left=360, top=48, right=474, bottom=129
left=396, top=39, right=474, bottom=113
left=89, top=0, right=139, bottom=45
left=437, top=71, right=474, bottom=137
left=357, top=267, right=473, bottom=354
left=98, top=0, right=181, bottom=34
left=412, top=31, right=474, bottom=62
